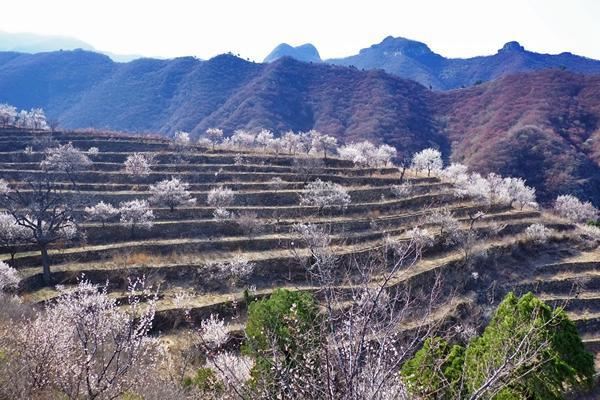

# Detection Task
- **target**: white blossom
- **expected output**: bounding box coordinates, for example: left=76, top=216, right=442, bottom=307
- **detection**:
left=214, top=255, right=255, bottom=284
left=391, top=182, right=414, bottom=198
left=205, top=128, right=224, bottom=149
left=212, top=207, right=232, bottom=220
left=173, top=130, right=191, bottom=149
left=411, top=148, right=443, bottom=176
left=554, top=194, right=599, bottom=223
left=0, top=261, right=19, bottom=292
left=255, top=129, right=274, bottom=149
left=230, top=129, right=256, bottom=149
left=281, top=130, right=303, bottom=154
left=119, top=199, right=154, bottom=234
left=504, top=177, right=537, bottom=210
left=149, top=177, right=196, bottom=211
left=209, top=352, right=254, bottom=385
left=310, top=131, right=338, bottom=159
left=124, top=153, right=153, bottom=176
left=0, top=103, right=17, bottom=127
left=442, top=163, right=469, bottom=184
left=200, top=314, right=229, bottom=348
left=15, top=108, right=49, bottom=130
left=84, top=201, right=119, bottom=226
left=338, top=141, right=377, bottom=167
left=40, top=142, right=92, bottom=174
left=207, top=186, right=235, bottom=208
left=300, top=179, right=351, bottom=212
left=87, top=147, right=99, bottom=156
left=373, top=144, right=397, bottom=166
left=524, top=223, right=550, bottom=244
left=578, top=224, right=600, bottom=241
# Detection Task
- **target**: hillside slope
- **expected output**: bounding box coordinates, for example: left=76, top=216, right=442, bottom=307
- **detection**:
left=328, top=36, right=600, bottom=89
left=437, top=70, right=600, bottom=203
left=2, top=128, right=598, bottom=383
left=0, top=50, right=599, bottom=204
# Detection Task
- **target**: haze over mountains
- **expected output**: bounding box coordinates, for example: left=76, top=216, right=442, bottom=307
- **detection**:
left=0, top=31, right=143, bottom=62
left=0, top=41, right=599, bottom=205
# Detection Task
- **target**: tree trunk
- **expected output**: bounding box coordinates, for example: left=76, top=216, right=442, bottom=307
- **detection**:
left=40, top=245, right=51, bottom=284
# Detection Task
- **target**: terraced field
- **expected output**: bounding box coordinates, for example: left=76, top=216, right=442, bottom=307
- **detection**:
left=1, top=128, right=599, bottom=370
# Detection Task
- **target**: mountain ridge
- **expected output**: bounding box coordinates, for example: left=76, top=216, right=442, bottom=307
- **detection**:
left=326, top=36, right=600, bottom=89
left=0, top=49, right=598, bottom=204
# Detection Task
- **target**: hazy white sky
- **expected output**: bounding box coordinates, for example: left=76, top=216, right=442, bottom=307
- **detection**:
left=0, top=0, right=599, bottom=61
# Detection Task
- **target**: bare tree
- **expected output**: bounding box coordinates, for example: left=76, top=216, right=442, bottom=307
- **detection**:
left=0, top=178, right=81, bottom=284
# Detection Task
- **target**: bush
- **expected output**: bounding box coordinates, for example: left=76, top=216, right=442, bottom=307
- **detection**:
left=243, top=289, right=321, bottom=392
left=403, top=292, right=595, bottom=399
left=524, top=223, right=550, bottom=244
left=390, top=182, right=413, bottom=198
left=183, top=367, right=224, bottom=393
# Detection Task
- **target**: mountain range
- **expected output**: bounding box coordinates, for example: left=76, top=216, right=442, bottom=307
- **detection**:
left=0, top=49, right=599, bottom=205
left=264, top=36, right=600, bottom=90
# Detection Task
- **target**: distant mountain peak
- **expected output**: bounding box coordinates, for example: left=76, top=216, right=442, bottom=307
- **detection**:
left=499, top=41, right=526, bottom=53
left=264, top=43, right=321, bottom=63
left=328, top=36, right=600, bottom=89
left=365, top=36, right=436, bottom=57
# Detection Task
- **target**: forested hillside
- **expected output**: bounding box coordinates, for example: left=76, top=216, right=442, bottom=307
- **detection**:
left=0, top=50, right=599, bottom=204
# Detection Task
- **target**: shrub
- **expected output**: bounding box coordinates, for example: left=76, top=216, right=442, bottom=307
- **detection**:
left=268, top=177, right=285, bottom=190
left=207, top=187, right=235, bottom=208
left=243, top=289, right=321, bottom=392
left=403, top=292, right=595, bottom=399
left=390, top=182, right=413, bottom=198
left=236, top=211, right=263, bottom=237
left=0, top=261, right=19, bottom=292
left=524, top=223, right=550, bottom=244
left=213, top=256, right=255, bottom=285
left=183, top=367, right=224, bottom=393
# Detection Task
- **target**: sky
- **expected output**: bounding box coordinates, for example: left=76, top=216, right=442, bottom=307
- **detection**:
left=0, top=0, right=599, bottom=61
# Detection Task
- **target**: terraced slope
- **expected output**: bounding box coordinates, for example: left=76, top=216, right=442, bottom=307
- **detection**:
left=1, top=128, right=598, bottom=368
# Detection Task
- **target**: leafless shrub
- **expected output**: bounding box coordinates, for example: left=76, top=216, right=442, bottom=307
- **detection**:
left=236, top=211, right=263, bottom=237
left=524, top=223, right=551, bottom=244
